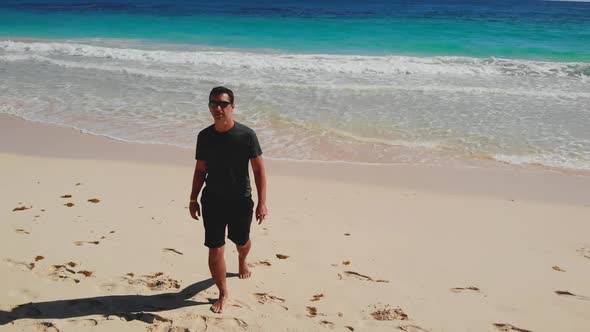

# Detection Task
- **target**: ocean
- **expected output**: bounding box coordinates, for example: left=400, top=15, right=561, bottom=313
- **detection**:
left=1, top=0, right=589, bottom=170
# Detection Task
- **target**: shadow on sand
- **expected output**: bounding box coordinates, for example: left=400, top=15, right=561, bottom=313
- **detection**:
left=0, top=274, right=236, bottom=326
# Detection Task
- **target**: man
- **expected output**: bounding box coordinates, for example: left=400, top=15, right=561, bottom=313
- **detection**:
left=189, top=86, right=268, bottom=314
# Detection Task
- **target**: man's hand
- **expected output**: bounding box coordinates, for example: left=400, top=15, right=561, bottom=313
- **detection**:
left=189, top=201, right=201, bottom=220
left=256, top=203, right=268, bottom=224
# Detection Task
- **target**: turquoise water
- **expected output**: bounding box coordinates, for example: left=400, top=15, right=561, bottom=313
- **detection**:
left=1, top=1, right=590, bottom=61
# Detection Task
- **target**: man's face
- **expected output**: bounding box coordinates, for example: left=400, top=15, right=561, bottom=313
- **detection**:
left=208, top=93, right=234, bottom=122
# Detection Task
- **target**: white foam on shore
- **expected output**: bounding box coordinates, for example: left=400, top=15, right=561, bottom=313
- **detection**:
left=494, top=153, right=590, bottom=172
left=2, top=40, right=589, bottom=78
left=2, top=52, right=589, bottom=100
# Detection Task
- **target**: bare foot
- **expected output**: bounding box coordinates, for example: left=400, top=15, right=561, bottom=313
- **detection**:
left=239, top=256, right=251, bottom=279
left=210, top=294, right=228, bottom=313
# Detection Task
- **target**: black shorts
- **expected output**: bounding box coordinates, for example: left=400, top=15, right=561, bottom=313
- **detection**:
left=200, top=193, right=254, bottom=248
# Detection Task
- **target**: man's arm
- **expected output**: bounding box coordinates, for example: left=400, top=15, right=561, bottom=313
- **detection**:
left=189, top=159, right=207, bottom=220
left=250, top=156, right=268, bottom=224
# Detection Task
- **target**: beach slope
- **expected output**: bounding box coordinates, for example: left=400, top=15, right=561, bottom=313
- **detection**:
left=1, top=115, right=590, bottom=332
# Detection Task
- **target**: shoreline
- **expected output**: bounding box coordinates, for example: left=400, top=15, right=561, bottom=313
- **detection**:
left=2, top=113, right=589, bottom=207
left=3, top=38, right=589, bottom=173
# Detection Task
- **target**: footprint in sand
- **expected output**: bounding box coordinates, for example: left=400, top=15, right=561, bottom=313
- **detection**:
left=253, top=292, right=288, bottom=310
left=63, top=318, right=99, bottom=328
left=3, top=258, right=35, bottom=271
left=15, top=229, right=30, bottom=235
left=248, top=260, right=272, bottom=268
left=229, top=299, right=253, bottom=310
left=306, top=306, right=318, bottom=317
left=192, top=315, right=249, bottom=332
left=342, top=271, right=389, bottom=283
left=493, top=323, right=533, bottom=332
left=151, top=313, right=247, bottom=332
left=450, top=286, right=481, bottom=294
left=87, top=198, right=100, bottom=203
left=7, top=255, right=51, bottom=271
left=319, top=320, right=334, bottom=327
left=64, top=203, right=75, bottom=207
left=254, top=292, right=285, bottom=304
left=398, top=325, right=430, bottom=332
left=153, top=315, right=202, bottom=332
left=50, top=265, right=80, bottom=283
left=37, top=321, right=60, bottom=332
left=74, top=240, right=100, bottom=246
left=163, top=248, right=183, bottom=255
left=46, top=263, right=91, bottom=282
left=552, top=266, right=566, bottom=272
left=12, top=205, right=32, bottom=212
left=310, top=294, right=324, bottom=302
left=124, top=272, right=181, bottom=291
left=60, top=195, right=72, bottom=198
left=370, top=305, right=408, bottom=321
left=276, top=254, right=289, bottom=260
left=166, top=328, right=190, bottom=332
left=577, top=244, right=590, bottom=259
left=77, top=270, right=93, bottom=277
left=555, top=290, right=589, bottom=301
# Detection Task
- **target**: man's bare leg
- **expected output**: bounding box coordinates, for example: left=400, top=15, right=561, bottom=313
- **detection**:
left=208, top=246, right=228, bottom=313
left=237, top=239, right=251, bottom=279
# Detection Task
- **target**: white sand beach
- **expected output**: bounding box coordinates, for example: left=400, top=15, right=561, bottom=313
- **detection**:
left=1, top=114, right=590, bottom=332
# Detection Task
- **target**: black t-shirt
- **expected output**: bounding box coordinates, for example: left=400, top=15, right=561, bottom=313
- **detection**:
left=195, top=122, right=262, bottom=197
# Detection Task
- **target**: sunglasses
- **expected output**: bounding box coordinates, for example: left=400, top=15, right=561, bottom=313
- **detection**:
left=208, top=101, right=232, bottom=108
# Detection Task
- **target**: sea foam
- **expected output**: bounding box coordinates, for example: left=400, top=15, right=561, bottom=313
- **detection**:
left=2, top=40, right=589, bottom=78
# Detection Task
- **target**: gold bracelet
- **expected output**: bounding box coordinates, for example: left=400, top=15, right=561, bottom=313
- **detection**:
left=189, top=199, right=197, bottom=203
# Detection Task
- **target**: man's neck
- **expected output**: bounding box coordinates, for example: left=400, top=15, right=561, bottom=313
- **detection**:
left=214, top=118, right=235, bottom=132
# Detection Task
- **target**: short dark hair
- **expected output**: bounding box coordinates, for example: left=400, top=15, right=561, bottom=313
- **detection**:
left=209, top=86, right=234, bottom=104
